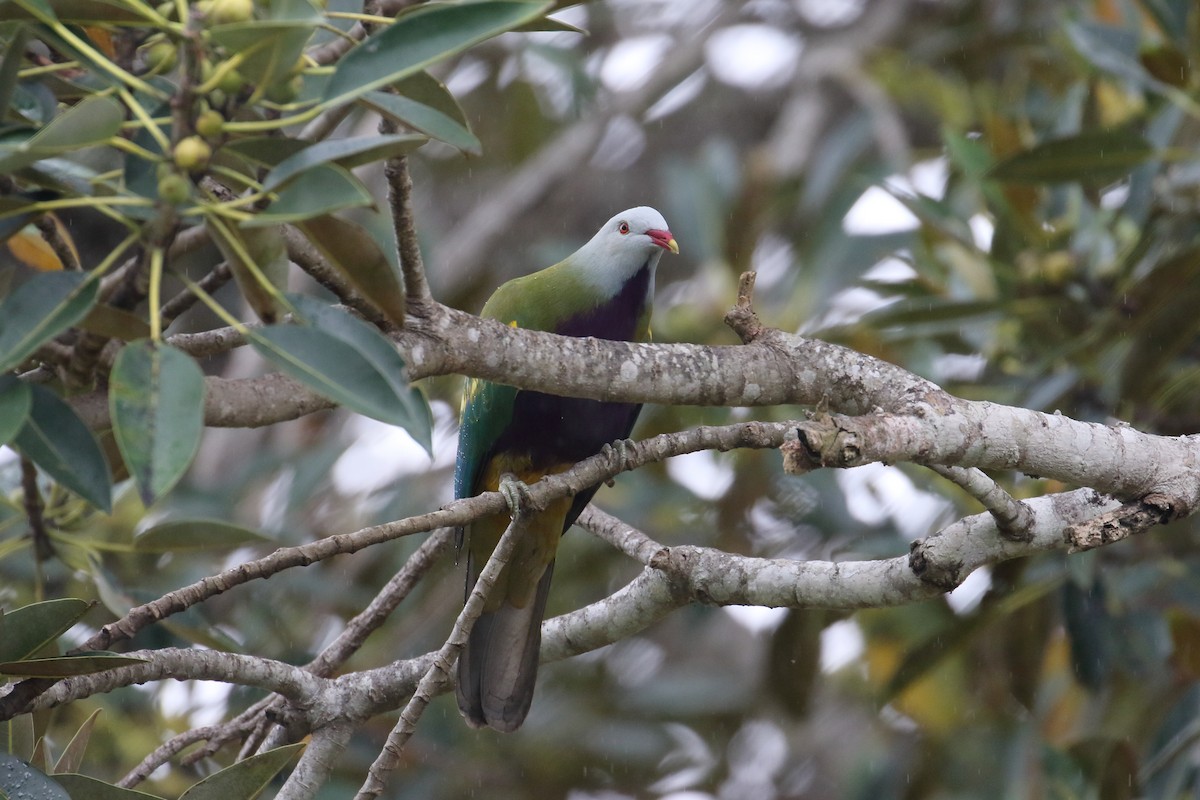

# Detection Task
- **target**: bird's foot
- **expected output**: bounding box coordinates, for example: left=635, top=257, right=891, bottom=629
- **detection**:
left=498, top=473, right=532, bottom=516
left=600, top=438, right=636, bottom=487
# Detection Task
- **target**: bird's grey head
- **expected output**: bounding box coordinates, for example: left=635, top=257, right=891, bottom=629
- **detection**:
left=575, top=206, right=678, bottom=294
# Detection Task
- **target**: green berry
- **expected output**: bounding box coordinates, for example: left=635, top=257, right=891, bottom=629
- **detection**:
left=173, top=136, right=212, bottom=172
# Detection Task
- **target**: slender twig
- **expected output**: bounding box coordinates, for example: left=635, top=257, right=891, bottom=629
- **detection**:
left=118, top=726, right=225, bottom=787
left=382, top=152, right=432, bottom=307
left=577, top=505, right=664, bottom=565
left=20, top=457, right=53, bottom=563
left=354, top=492, right=530, bottom=799
left=928, top=465, right=1034, bottom=542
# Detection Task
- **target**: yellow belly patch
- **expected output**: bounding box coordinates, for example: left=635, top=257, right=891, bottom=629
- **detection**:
left=471, top=455, right=575, bottom=610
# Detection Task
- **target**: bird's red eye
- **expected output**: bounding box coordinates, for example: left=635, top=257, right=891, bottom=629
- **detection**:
left=618, top=222, right=630, bottom=235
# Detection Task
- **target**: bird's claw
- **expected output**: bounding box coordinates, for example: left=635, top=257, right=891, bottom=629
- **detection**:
left=498, top=474, right=532, bottom=516
left=601, top=438, right=635, bottom=487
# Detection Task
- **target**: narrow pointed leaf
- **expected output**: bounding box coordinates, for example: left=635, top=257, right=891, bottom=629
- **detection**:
left=297, top=213, right=407, bottom=323
left=134, top=519, right=270, bottom=552
left=109, top=341, right=205, bottom=506
left=0, top=271, right=99, bottom=373
left=0, top=598, right=89, bottom=663
left=52, top=774, right=165, bottom=800
left=263, top=133, right=427, bottom=191
left=320, top=1, right=551, bottom=110
left=364, top=91, right=480, bottom=155
left=53, top=708, right=101, bottom=774
left=289, top=294, right=431, bottom=450
left=0, top=753, right=68, bottom=800
left=0, top=377, right=32, bottom=445
left=178, top=743, right=305, bottom=800
left=14, top=386, right=112, bottom=512
left=0, top=653, right=146, bottom=677
left=988, top=130, right=1156, bottom=184
left=245, top=164, right=373, bottom=225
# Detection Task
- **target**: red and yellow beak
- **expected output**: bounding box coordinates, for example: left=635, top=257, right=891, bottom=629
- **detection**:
left=647, top=228, right=679, bottom=254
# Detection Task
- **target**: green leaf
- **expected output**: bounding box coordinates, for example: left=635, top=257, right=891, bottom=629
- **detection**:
left=222, top=136, right=310, bottom=168
left=109, top=341, right=206, bottom=506
left=0, top=653, right=146, bottom=677
left=178, top=743, right=305, bottom=800
left=0, top=376, right=32, bottom=445
left=297, top=213, right=407, bottom=324
left=988, top=130, right=1156, bottom=184
left=249, top=322, right=424, bottom=430
left=289, top=294, right=431, bottom=450
left=0, top=96, right=123, bottom=172
left=14, top=385, right=113, bottom=512
left=53, top=708, right=101, bottom=774
left=0, top=271, right=99, bottom=373
left=134, top=519, right=270, bottom=552
left=364, top=91, right=481, bottom=155
left=205, top=219, right=289, bottom=323
left=0, top=598, right=90, bottom=662
left=247, top=164, right=373, bottom=225
left=208, top=21, right=313, bottom=90
left=263, top=133, right=427, bottom=191
left=0, top=753, right=68, bottom=800
left=320, top=1, right=551, bottom=110
left=52, top=774, right=165, bottom=800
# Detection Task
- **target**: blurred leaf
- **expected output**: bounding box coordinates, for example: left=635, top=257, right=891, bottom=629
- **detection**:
left=0, top=715, right=34, bottom=759
left=0, top=653, right=146, bottom=678
left=52, top=708, right=101, bottom=774
left=297, top=213, right=407, bottom=324
left=222, top=137, right=309, bottom=168
left=767, top=609, right=833, bottom=717
left=14, top=385, right=112, bottom=512
left=0, top=271, right=99, bottom=373
left=134, top=519, right=270, bottom=552
left=53, top=774, right=165, bottom=800
left=364, top=91, right=481, bottom=155
left=206, top=218, right=289, bottom=322
left=0, top=598, right=89, bottom=662
left=247, top=164, right=373, bottom=225
left=1116, top=247, right=1200, bottom=402
left=208, top=21, right=314, bottom=89
left=263, top=133, right=427, bottom=191
left=1068, top=737, right=1139, bottom=800
left=320, top=1, right=551, bottom=109
left=1063, top=579, right=1112, bottom=691
left=0, top=376, right=32, bottom=445
left=0, top=96, right=122, bottom=172
left=0, top=0, right=143, bottom=21
left=77, top=305, right=151, bottom=341
left=178, top=742, right=305, bottom=800
left=1065, top=20, right=1165, bottom=91
left=109, top=341, right=206, bottom=506
left=988, top=130, right=1156, bottom=184
left=1168, top=611, right=1200, bottom=679
left=0, top=753, right=68, bottom=799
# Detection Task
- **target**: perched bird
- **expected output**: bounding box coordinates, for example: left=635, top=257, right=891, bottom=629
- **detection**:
left=454, top=206, right=678, bottom=732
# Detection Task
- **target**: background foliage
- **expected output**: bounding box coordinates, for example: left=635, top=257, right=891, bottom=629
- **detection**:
left=4, top=0, right=1200, bottom=797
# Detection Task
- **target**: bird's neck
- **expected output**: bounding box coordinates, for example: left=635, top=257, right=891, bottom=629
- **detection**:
left=555, top=259, right=654, bottom=341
